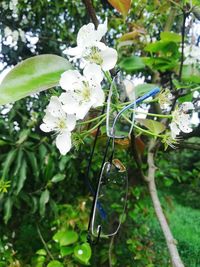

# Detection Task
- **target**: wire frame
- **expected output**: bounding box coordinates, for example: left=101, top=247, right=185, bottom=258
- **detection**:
left=90, top=159, right=128, bottom=237
left=87, top=85, right=161, bottom=242
left=106, top=73, right=136, bottom=139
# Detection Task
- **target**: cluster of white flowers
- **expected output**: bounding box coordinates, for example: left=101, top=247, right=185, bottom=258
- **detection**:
left=40, top=20, right=118, bottom=155
left=9, top=0, right=18, bottom=14
left=2, top=0, right=18, bottom=16
left=184, top=44, right=200, bottom=65
left=4, top=26, right=26, bottom=46
left=169, top=102, right=194, bottom=139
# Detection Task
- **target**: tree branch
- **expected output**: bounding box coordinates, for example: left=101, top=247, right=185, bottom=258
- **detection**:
left=178, top=11, right=187, bottom=81
left=82, top=0, right=99, bottom=28
left=146, top=140, right=184, bottom=267
left=36, top=224, right=54, bottom=261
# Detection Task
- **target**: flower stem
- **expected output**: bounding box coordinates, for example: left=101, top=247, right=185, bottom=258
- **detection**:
left=81, top=116, right=106, bottom=136
left=78, top=113, right=106, bottom=125
left=104, top=71, right=113, bottom=84
left=134, top=124, right=163, bottom=138
left=135, top=110, right=172, bottom=118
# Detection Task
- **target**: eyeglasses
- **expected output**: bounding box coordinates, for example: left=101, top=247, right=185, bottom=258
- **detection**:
left=87, top=73, right=160, bottom=243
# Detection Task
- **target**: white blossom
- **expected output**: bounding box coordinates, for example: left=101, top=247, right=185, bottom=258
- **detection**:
left=64, top=20, right=118, bottom=71
left=40, top=96, right=76, bottom=155
left=4, top=27, right=12, bottom=38
left=184, top=44, right=200, bottom=65
left=59, top=64, right=104, bottom=119
left=169, top=102, right=194, bottom=138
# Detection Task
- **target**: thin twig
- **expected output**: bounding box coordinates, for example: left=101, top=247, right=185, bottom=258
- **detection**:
left=36, top=224, right=54, bottom=260
left=179, top=11, right=187, bottom=81
left=108, top=235, right=115, bottom=267
left=146, top=140, right=185, bottom=267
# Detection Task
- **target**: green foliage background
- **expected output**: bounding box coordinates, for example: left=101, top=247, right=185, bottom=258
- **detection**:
left=0, top=0, right=200, bottom=266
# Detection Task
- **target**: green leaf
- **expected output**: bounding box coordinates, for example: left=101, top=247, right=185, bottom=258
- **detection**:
left=178, top=93, right=193, bottom=103
left=47, top=260, right=64, bottom=267
left=53, top=230, right=78, bottom=246
left=51, top=174, right=65, bottom=183
left=160, top=32, right=181, bottom=43
left=143, top=57, right=178, bottom=71
left=16, top=160, right=27, bottom=195
left=119, top=56, right=145, bottom=71
left=60, top=246, right=74, bottom=257
left=14, top=149, right=23, bottom=176
left=134, top=83, right=158, bottom=97
left=137, top=119, right=166, bottom=134
left=0, top=54, right=72, bottom=105
left=145, top=41, right=179, bottom=56
left=0, top=140, right=9, bottom=146
left=16, top=129, right=30, bottom=145
left=2, top=149, right=17, bottom=179
left=36, top=249, right=47, bottom=256
left=26, top=151, right=39, bottom=178
left=74, top=243, right=92, bottom=265
left=31, top=196, right=38, bottom=214
left=39, top=189, right=50, bottom=217
left=192, top=5, right=200, bottom=20
left=4, top=197, right=13, bottom=224
left=35, top=256, right=46, bottom=263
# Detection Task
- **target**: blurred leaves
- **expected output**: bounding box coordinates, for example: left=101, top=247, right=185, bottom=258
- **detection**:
left=137, top=119, right=166, bottom=134
left=39, top=189, right=50, bottom=217
left=135, top=83, right=158, bottom=97
left=51, top=174, right=66, bottom=183
left=47, top=261, right=64, bottom=267
left=119, top=56, right=145, bottom=71
left=107, top=0, right=131, bottom=16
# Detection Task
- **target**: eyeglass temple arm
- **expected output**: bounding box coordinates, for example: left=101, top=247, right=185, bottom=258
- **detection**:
left=112, top=87, right=160, bottom=131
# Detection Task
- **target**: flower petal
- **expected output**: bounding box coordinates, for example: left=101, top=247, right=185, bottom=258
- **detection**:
left=63, top=46, right=82, bottom=57
left=170, top=122, right=180, bottom=139
left=100, top=47, right=118, bottom=71
left=181, top=102, right=194, bottom=111
left=42, top=110, right=58, bottom=126
left=46, top=96, right=65, bottom=118
left=123, top=79, right=135, bottom=101
left=91, top=85, right=105, bottom=108
left=60, top=70, right=82, bottom=91
left=40, top=123, right=53, bottom=133
left=59, top=92, right=79, bottom=115
left=76, top=102, right=93, bottom=119
left=77, top=23, right=96, bottom=48
left=178, top=115, right=193, bottom=133
left=96, top=19, right=107, bottom=41
left=83, top=63, right=103, bottom=84
left=66, top=114, right=76, bottom=131
left=56, top=131, right=72, bottom=155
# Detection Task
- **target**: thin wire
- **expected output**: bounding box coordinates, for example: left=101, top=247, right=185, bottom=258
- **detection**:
left=111, top=87, right=160, bottom=138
